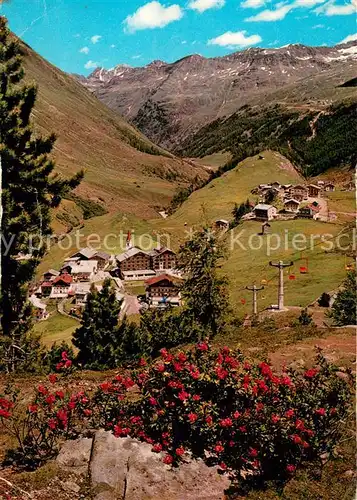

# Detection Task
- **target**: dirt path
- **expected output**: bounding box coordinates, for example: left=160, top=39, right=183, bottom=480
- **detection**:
left=269, top=330, right=356, bottom=369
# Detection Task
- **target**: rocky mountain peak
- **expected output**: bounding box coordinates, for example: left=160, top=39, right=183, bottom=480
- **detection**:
left=78, top=42, right=357, bottom=150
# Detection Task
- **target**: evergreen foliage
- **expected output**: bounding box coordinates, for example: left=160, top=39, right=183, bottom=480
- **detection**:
left=329, top=271, right=356, bottom=326
left=177, top=228, right=230, bottom=335
left=231, top=199, right=252, bottom=228
left=72, top=279, right=122, bottom=369
left=0, top=17, right=83, bottom=371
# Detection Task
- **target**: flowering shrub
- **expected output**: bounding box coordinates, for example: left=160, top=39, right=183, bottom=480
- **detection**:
left=100, top=344, right=353, bottom=491
left=0, top=368, right=91, bottom=468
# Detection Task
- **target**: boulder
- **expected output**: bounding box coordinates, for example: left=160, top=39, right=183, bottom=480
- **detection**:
left=58, top=431, right=230, bottom=499
left=56, top=436, right=92, bottom=475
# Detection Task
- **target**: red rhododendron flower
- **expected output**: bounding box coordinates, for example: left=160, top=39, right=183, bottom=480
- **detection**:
left=233, top=411, right=241, bottom=419
left=188, top=412, right=198, bottom=423
left=176, top=447, right=185, bottom=456
left=56, top=362, right=63, bottom=371
left=0, top=409, right=11, bottom=419
left=45, top=394, right=56, bottom=406
left=149, top=397, right=158, bottom=406
left=286, top=464, right=296, bottom=473
left=291, top=434, right=302, bottom=445
left=152, top=444, right=163, bottom=453
left=216, top=367, right=228, bottom=380
left=259, top=362, right=272, bottom=378
left=219, top=462, right=227, bottom=470
left=177, top=352, right=187, bottom=363
left=304, top=368, right=318, bottom=379
left=64, top=360, right=72, bottom=369
left=84, top=409, right=92, bottom=417
left=215, top=444, right=224, bottom=453
left=255, top=402, right=264, bottom=412
left=249, top=448, right=258, bottom=457
left=220, top=418, right=233, bottom=428
left=38, top=385, right=48, bottom=395
left=61, top=351, right=68, bottom=360
left=239, top=426, right=247, bottom=433
left=295, top=419, right=305, bottom=431
left=163, top=454, right=173, bottom=464
left=190, top=369, right=200, bottom=380
left=139, top=358, right=147, bottom=367
left=206, top=415, right=213, bottom=425
left=100, top=382, right=112, bottom=393
left=56, top=390, right=65, bottom=400
left=192, top=394, right=201, bottom=401
left=178, top=391, right=189, bottom=401
left=330, top=407, right=337, bottom=415
left=48, top=374, right=57, bottom=384
left=28, top=404, right=38, bottom=414
left=48, top=418, right=57, bottom=430
left=196, top=342, right=208, bottom=351
left=173, top=362, right=183, bottom=372
left=285, top=409, right=294, bottom=418
left=68, top=401, right=76, bottom=410
left=271, top=414, right=280, bottom=423
left=315, top=408, right=326, bottom=416
left=156, top=363, right=165, bottom=373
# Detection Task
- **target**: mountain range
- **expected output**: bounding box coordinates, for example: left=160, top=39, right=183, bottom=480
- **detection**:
left=79, top=42, right=357, bottom=151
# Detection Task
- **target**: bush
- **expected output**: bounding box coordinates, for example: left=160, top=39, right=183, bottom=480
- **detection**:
left=0, top=359, right=91, bottom=468
left=329, top=271, right=356, bottom=326
left=101, top=343, right=353, bottom=493
left=318, top=293, right=331, bottom=308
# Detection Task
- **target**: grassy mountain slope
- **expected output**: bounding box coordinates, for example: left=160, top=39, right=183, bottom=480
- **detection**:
left=19, top=39, right=207, bottom=221
left=151, top=152, right=354, bottom=311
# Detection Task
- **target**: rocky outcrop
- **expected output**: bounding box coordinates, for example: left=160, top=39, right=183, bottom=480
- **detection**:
left=56, top=431, right=230, bottom=500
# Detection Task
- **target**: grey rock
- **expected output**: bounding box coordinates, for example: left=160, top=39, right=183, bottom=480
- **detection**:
left=62, top=480, right=81, bottom=493
left=88, top=431, right=230, bottom=500
left=56, top=436, right=92, bottom=474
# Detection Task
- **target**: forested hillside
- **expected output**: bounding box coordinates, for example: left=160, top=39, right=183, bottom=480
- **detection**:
left=179, top=100, right=356, bottom=179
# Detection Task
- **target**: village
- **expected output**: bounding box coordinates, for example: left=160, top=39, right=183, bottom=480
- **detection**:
left=30, top=232, right=183, bottom=323
left=29, top=177, right=354, bottom=325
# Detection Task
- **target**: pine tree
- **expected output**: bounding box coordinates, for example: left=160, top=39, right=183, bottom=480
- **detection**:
left=177, top=227, right=230, bottom=335
left=0, top=17, right=83, bottom=371
left=73, top=279, right=122, bottom=368
left=329, top=271, right=356, bottom=326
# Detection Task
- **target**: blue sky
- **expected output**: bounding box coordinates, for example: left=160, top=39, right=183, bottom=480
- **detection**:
left=2, top=0, right=356, bottom=75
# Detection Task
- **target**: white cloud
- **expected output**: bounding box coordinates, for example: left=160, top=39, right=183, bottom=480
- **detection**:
left=132, top=54, right=142, bottom=59
left=294, top=0, right=325, bottom=6
left=124, top=1, right=183, bottom=32
left=188, top=0, right=225, bottom=13
left=90, top=35, right=102, bottom=44
left=110, top=44, right=116, bottom=48
left=245, top=4, right=292, bottom=21
left=84, top=60, right=99, bottom=69
left=79, top=46, right=89, bottom=54
left=241, top=0, right=265, bottom=8
left=340, top=32, right=357, bottom=43
left=208, top=30, right=262, bottom=47
left=315, top=0, right=356, bottom=15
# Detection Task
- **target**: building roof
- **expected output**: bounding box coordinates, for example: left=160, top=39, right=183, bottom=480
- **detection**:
left=44, top=269, right=60, bottom=277
left=292, top=184, right=308, bottom=190
left=215, top=219, right=229, bottom=224
left=308, top=184, right=321, bottom=189
left=145, top=273, right=183, bottom=287
left=254, top=204, right=275, bottom=211
left=117, top=246, right=150, bottom=262
left=325, top=182, right=335, bottom=187
left=284, top=199, right=300, bottom=205
left=29, top=295, right=47, bottom=310
left=41, top=281, right=53, bottom=287
left=53, top=274, right=73, bottom=285
left=71, top=247, right=97, bottom=260
left=70, top=261, right=98, bottom=274
left=94, top=251, right=111, bottom=260
left=150, top=247, right=176, bottom=257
